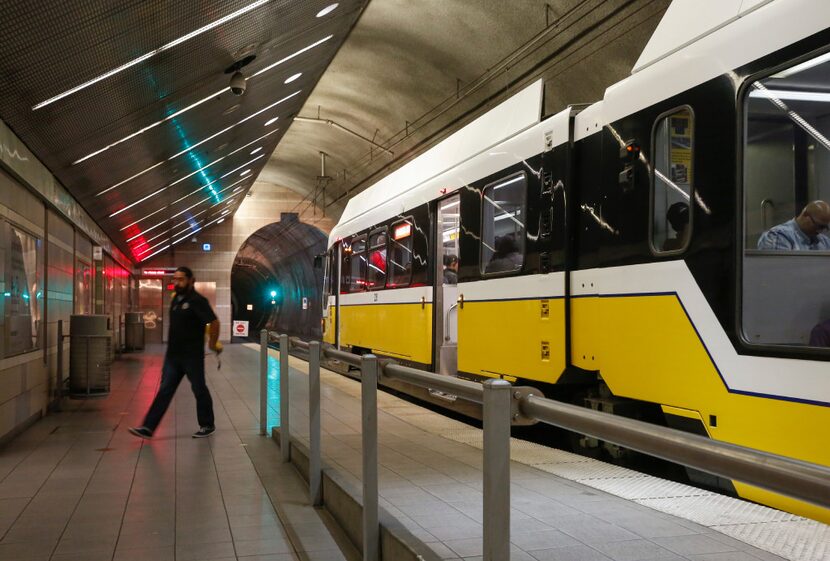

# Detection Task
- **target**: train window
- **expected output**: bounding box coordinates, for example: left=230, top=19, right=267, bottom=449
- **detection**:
left=742, top=51, right=830, bottom=348
left=341, top=236, right=367, bottom=293
left=651, top=107, right=694, bottom=254
left=387, top=220, right=413, bottom=288
left=481, top=172, right=526, bottom=275
left=3, top=222, right=44, bottom=356
left=366, top=229, right=387, bottom=290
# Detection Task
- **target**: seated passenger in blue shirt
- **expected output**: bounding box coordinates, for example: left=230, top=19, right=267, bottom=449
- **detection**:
left=757, top=200, right=830, bottom=250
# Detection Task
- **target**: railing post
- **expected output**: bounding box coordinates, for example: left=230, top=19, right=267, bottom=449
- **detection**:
left=361, top=354, right=379, bottom=561
left=483, top=379, right=512, bottom=561
left=260, top=329, right=268, bottom=436
left=55, top=319, right=63, bottom=412
left=279, top=333, right=291, bottom=462
left=309, top=341, right=322, bottom=506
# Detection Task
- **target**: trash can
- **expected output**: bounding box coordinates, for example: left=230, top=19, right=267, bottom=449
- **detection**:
left=124, top=312, right=145, bottom=351
left=69, top=315, right=112, bottom=398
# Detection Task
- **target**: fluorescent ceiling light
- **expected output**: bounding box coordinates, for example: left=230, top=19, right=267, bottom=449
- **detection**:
left=73, top=88, right=225, bottom=164
left=251, top=147, right=263, bottom=154
left=140, top=244, right=170, bottom=262
left=749, top=89, right=830, bottom=103
left=98, top=91, right=297, bottom=196
left=109, top=187, right=167, bottom=218
left=120, top=205, right=167, bottom=231
left=33, top=0, right=270, bottom=110
left=240, top=169, right=251, bottom=177
left=98, top=161, right=164, bottom=197
left=264, top=117, right=279, bottom=127
left=217, top=218, right=225, bottom=224
left=173, top=228, right=202, bottom=245
left=125, top=218, right=168, bottom=242
left=251, top=35, right=332, bottom=78
left=316, top=3, right=339, bottom=17
left=220, top=155, right=263, bottom=179
left=284, top=73, right=302, bottom=84
left=771, top=52, right=830, bottom=79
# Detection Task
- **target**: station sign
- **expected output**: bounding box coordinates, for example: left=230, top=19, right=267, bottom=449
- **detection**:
left=142, top=267, right=177, bottom=277
left=232, top=320, right=249, bottom=337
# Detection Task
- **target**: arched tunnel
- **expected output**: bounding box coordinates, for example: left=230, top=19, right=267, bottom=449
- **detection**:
left=231, top=215, right=328, bottom=339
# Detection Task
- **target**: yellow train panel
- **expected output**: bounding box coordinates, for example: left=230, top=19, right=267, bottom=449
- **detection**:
left=322, top=305, right=335, bottom=345
left=576, top=294, right=830, bottom=523
left=570, top=296, right=601, bottom=371
left=458, top=298, right=565, bottom=383
left=340, top=303, right=432, bottom=364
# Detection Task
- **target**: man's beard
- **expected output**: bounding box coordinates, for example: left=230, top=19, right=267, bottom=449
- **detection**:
left=175, top=285, right=188, bottom=295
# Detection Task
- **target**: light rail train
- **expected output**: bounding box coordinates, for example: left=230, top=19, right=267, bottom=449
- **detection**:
left=320, top=0, right=830, bottom=523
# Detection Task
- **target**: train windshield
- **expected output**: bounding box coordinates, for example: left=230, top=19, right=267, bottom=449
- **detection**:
left=743, top=50, right=830, bottom=348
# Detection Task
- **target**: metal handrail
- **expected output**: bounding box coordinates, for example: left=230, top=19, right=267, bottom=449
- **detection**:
left=261, top=332, right=830, bottom=561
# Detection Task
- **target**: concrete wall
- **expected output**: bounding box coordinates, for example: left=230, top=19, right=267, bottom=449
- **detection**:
left=142, top=181, right=335, bottom=342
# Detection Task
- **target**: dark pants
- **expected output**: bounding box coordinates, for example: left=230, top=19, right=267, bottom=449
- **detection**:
left=143, top=353, right=214, bottom=431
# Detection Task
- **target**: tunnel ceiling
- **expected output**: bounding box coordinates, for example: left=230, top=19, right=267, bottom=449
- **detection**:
left=0, top=0, right=367, bottom=263
left=0, top=0, right=671, bottom=263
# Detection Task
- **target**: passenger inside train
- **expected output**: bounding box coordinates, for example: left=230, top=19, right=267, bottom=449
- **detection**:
left=756, top=200, right=830, bottom=250
left=442, top=254, right=458, bottom=284
left=661, top=202, right=690, bottom=251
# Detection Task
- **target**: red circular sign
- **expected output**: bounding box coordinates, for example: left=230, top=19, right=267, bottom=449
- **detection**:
left=235, top=323, right=245, bottom=333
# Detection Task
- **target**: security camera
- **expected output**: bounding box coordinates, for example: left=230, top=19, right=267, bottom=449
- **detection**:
left=229, top=72, right=246, bottom=96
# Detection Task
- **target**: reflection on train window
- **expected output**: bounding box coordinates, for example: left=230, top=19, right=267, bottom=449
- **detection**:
left=742, top=51, right=830, bottom=348
left=4, top=222, right=43, bottom=356
left=387, top=220, right=413, bottom=288
left=341, top=236, right=367, bottom=293
left=366, top=229, right=387, bottom=290
left=481, top=173, right=526, bottom=275
left=75, top=259, right=92, bottom=314
left=652, top=108, right=693, bottom=253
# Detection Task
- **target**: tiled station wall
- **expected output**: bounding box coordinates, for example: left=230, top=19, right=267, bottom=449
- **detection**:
left=0, top=171, right=132, bottom=445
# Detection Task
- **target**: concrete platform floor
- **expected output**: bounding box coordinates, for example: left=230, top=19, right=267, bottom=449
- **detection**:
left=0, top=345, right=349, bottom=561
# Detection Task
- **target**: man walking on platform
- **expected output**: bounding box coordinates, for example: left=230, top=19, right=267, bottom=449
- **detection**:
left=129, top=266, right=222, bottom=439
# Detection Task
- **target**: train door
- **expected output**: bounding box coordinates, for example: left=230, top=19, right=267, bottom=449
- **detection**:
left=434, top=194, right=460, bottom=375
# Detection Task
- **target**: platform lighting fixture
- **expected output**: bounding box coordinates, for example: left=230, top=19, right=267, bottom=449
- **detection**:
left=250, top=147, right=263, bottom=155
left=217, top=218, right=225, bottom=224
left=120, top=205, right=167, bottom=231
left=140, top=244, right=171, bottom=262
left=264, top=117, right=279, bottom=127
left=75, top=36, right=330, bottom=166
left=34, top=0, right=270, bottom=111
left=96, top=91, right=298, bottom=196
left=109, top=187, right=167, bottom=218
left=251, top=35, right=332, bottom=78
left=240, top=169, right=251, bottom=177
left=284, top=73, right=302, bottom=84
left=220, top=155, right=263, bottom=179
left=316, top=3, right=338, bottom=17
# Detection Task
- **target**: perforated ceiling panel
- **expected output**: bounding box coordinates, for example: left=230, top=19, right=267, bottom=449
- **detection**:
left=0, top=0, right=366, bottom=262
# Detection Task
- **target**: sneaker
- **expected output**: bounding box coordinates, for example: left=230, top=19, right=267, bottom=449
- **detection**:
left=192, top=426, right=215, bottom=438
left=128, top=426, right=153, bottom=439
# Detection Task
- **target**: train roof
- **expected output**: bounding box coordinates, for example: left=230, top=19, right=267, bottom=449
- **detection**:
left=328, top=79, right=545, bottom=246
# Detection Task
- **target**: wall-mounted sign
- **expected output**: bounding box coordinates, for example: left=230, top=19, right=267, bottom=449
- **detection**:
left=92, top=246, right=103, bottom=260
left=202, top=243, right=211, bottom=251
left=302, top=297, right=308, bottom=310
left=232, top=320, right=249, bottom=337
left=246, top=304, right=253, bottom=311
left=142, top=267, right=177, bottom=277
